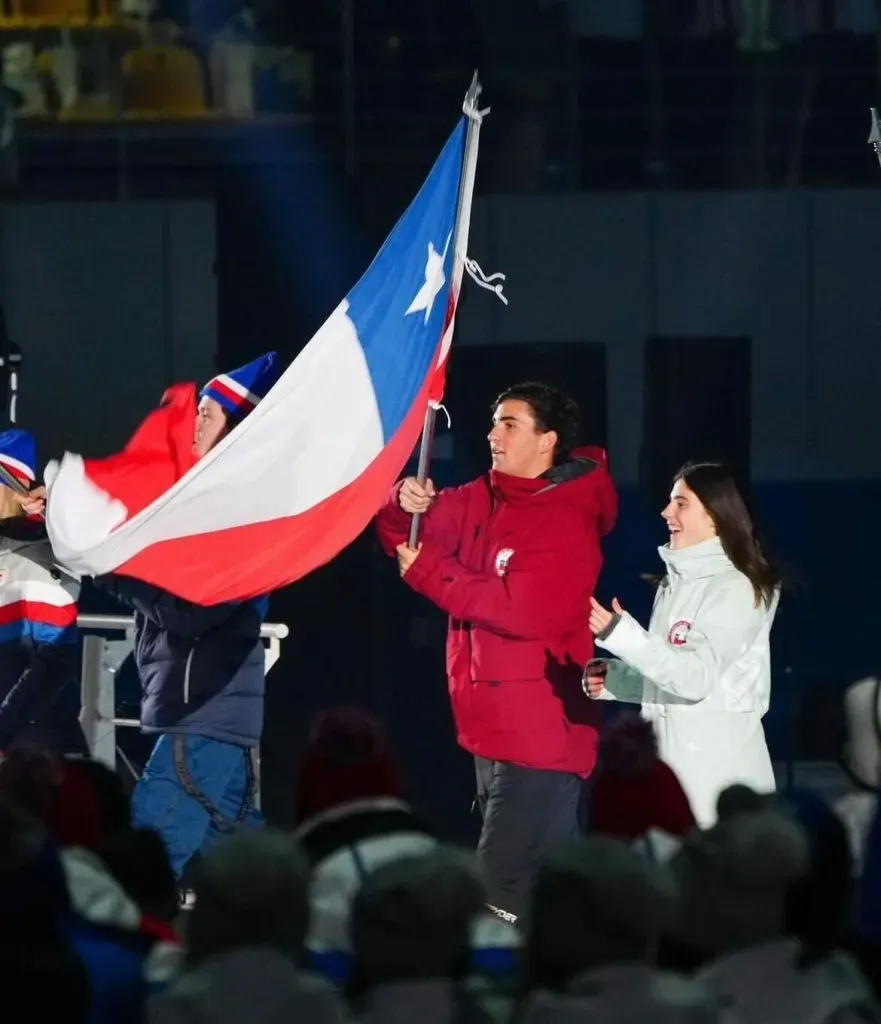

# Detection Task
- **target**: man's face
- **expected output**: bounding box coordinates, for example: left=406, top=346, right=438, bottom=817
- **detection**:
left=193, top=396, right=229, bottom=458
left=487, top=399, right=556, bottom=479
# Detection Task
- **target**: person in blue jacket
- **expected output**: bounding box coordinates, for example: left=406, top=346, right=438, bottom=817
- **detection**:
left=95, top=352, right=282, bottom=882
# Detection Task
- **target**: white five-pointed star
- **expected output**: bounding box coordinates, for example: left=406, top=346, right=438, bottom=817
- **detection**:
left=406, top=231, right=451, bottom=324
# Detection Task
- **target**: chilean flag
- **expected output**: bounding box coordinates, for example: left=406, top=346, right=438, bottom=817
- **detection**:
left=45, top=116, right=473, bottom=604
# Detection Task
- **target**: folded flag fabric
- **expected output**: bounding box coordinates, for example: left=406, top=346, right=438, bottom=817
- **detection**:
left=45, top=114, right=474, bottom=604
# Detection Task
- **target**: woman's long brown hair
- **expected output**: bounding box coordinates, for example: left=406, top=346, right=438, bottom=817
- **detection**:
left=675, top=461, right=782, bottom=607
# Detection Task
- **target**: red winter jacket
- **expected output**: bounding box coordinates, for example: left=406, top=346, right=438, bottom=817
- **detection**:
left=376, top=447, right=617, bottom=776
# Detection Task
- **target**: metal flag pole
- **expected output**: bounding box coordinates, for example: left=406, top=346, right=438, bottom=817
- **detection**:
left=408, top=72, right=487, bottom=549
left=0, top=461, right=26, bottom=495
left=869, top=108, right=881, bottom=168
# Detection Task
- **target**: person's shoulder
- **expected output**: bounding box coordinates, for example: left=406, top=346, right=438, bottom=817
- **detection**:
left=433, top=475, right=491, bottom=513
left=704, top=570, right=772, bottom=620
left=696, top=569, right=748, bottom=607
left=708, top=566, right=753, bottom=595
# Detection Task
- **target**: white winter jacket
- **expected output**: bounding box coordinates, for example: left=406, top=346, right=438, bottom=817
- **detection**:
left=593, top=537, right=778, bottom=826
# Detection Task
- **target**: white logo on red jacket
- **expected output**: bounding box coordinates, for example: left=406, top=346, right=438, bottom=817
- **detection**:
left=495, top=548, right=515, bottom=577
left=667, top=620, right=691, bottom=646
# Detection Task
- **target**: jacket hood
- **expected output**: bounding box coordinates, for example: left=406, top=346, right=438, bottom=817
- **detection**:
left=294, top=796, right=419, bottom=845
left=489, top=446, right=616, bottom=536
left=61, top=847, right=183, bottom=989
left=61, top=846, right=143, bottom=931
left=658, top=537, right=732, bottom=581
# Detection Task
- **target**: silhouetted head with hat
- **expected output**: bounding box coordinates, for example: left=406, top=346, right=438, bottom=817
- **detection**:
left=195, top=352, right=282, bottom=458
left=591, top=712, right=696, bottom=843
left=296, top=707, right=402, bottom=824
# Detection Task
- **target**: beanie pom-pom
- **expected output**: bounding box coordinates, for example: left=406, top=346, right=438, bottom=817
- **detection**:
left=600, top=712, right=658, bottom=778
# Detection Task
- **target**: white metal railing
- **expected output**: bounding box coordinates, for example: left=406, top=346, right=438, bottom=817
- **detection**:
left=77, top=614, right=289, bottom=807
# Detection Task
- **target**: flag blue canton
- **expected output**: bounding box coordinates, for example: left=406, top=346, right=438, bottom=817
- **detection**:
left=345, top=118, right=465, bottom=442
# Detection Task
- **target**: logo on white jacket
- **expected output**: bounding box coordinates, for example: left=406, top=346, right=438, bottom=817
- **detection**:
left=667, top=620, right=691, bottom=646
left=495, top=548, right=515, bottom=577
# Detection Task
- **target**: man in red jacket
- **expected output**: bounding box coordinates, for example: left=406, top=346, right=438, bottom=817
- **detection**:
left=376, top=381, right=617, bottom=921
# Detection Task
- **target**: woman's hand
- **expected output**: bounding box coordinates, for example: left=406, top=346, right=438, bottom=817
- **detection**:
left=395, top=542, right=422, bottom=577
left=583, top=658, right=608, bottom=698
left=588, top=596, right=624, bottom=637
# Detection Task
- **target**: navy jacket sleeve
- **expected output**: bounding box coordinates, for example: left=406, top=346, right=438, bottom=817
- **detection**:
left=94, top=574, right=240, bottom=637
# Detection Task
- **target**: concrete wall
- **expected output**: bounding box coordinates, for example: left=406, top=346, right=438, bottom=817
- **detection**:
left=0, top=201, right=216, bottom=469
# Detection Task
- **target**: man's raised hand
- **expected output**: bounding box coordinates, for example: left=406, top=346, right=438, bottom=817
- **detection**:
left=398, top=477, right=437, bottom=515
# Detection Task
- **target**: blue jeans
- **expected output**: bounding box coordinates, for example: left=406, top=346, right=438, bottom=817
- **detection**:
left=132, top=733, right=264, bottom=878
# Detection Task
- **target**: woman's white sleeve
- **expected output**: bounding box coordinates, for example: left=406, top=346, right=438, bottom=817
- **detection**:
left=596, top=579, right=771, bottom=704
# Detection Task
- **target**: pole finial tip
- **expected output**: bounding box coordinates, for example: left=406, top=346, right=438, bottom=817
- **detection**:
left=463, top=71, right=486, bottom=120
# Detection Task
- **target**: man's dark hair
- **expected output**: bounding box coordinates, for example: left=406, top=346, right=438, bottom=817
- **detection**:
left=493, top=382, right=581, bottom=464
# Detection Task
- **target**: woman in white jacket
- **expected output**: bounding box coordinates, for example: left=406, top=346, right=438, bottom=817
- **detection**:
left=585, top=461, right=780, bottom=827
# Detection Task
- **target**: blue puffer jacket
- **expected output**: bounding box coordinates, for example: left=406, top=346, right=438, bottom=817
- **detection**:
left=94, top=575, right=267, bottom=748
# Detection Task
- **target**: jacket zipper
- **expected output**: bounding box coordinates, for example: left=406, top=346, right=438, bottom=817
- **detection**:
left=183, top=647, right=195, bottom=704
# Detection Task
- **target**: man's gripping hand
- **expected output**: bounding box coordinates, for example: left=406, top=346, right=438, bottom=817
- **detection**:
left=398, top=477, right=437, bottom=515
